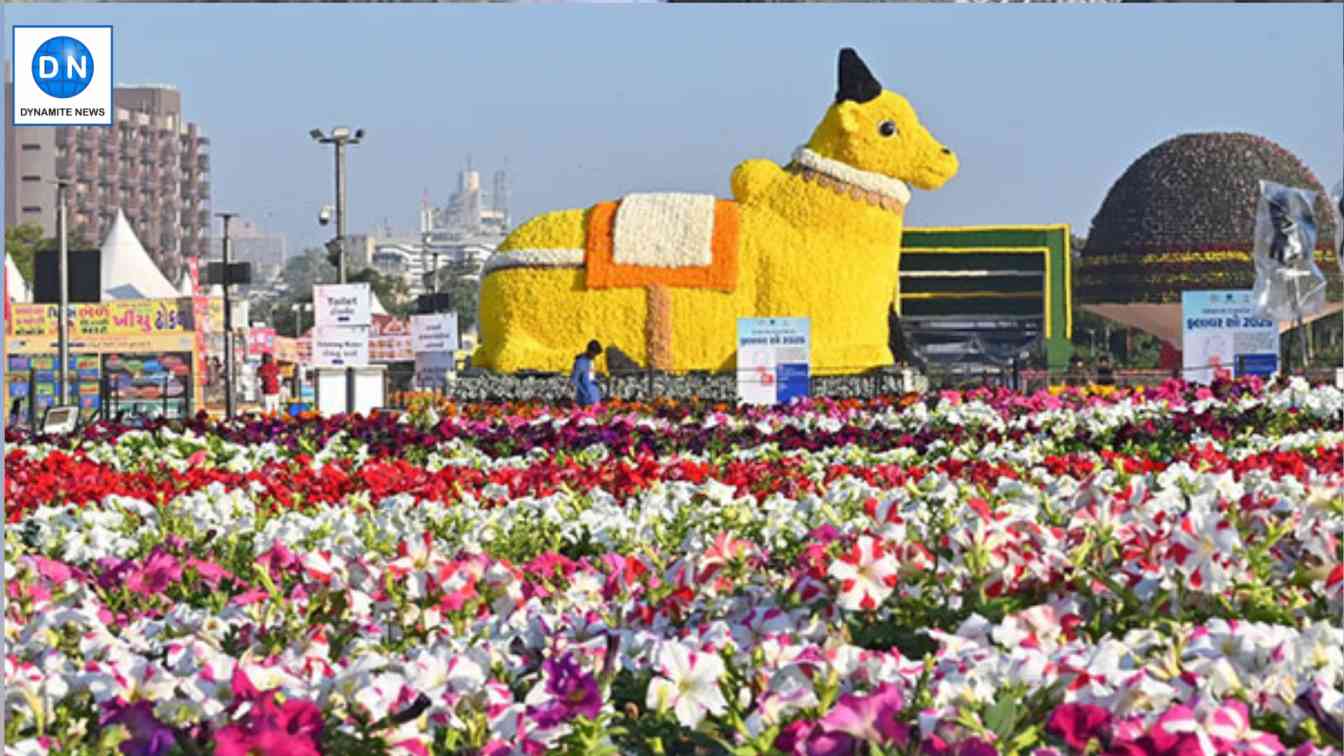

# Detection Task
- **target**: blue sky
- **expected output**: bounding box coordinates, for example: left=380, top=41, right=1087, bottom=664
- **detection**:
left=4, top=3, right=1342, bottom=254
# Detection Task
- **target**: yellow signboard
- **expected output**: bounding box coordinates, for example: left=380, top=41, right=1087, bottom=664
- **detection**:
left=6, top=299, right=195, bottom=339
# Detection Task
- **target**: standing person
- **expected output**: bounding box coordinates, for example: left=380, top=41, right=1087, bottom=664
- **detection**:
left=1065, top=355, right=1089, bottom=387
left=570, top=340, right=603, bottom=407
left=1095, top=354, right=1117, bottom=386
left=257, top=352, right=281, bottom=415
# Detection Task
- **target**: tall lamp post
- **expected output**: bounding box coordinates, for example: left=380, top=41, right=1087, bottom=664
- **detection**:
left=217, top=213, right=238, bottom=420
left=53, top=180, right=71, bottom=406
left=290, top=302, right=313, bottom=338
left=308, top=127, right=364, bottom=284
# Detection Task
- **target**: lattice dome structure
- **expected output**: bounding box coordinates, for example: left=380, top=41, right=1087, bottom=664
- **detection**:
left=1076, top=132, right=1341, bottom=304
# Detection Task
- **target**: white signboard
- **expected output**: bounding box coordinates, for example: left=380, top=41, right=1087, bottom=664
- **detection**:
left=1181, top=291, right=1279, bottom=384
left=411, top=312, right=459, bottom=353
left=414, top=350, right=457, bottom=390
left=736, top=317, right=811, bottom=405
left=313, top=325, right=369, bottom=368
left=314, top=284, right=372, bottom=327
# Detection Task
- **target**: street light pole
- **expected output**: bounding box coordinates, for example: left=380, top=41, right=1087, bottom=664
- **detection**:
left=55, top=181, right=71, bottom=406
left=309, top=127, right=363, bottom=285
left=336, top=140, right=347, bottom=285
left=218, top=213, right=237, bottom=420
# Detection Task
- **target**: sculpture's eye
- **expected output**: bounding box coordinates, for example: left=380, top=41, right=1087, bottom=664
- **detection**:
left=878, top=120, right=898, bottom=138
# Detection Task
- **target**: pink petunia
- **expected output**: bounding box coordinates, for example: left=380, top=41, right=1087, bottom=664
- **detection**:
left=125, top=549, right=183, bottom=596
left=817, top=683, right=909, bottom=747
left=1206, top=701, right=1283, bottom=755
left=1046, top=703, right=1110, bottom=752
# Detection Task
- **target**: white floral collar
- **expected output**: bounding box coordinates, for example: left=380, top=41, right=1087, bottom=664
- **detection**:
left=791, top=147, right=912, bottom=208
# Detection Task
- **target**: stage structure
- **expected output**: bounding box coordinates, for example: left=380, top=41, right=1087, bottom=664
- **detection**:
left=895, top=225, right=1073, bottom=372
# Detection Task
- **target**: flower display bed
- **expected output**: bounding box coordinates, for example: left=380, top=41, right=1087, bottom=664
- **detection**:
left=5, top=378, right=1342, bottom=755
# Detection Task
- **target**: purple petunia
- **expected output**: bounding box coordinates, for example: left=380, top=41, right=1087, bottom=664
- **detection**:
left=529, top=652, right=602, bottom=727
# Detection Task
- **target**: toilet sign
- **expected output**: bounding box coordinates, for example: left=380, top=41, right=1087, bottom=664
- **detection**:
left=737, top=317, right=811, bottom=405
left=314, top=284, right=371, bottom=327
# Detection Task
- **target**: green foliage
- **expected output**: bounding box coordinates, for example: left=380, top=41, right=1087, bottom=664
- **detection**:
left=5, top=223, right=53, bottom=284
left=281, top=247, right=339, bottom=302
left=349, top=266, right=413, bottom=318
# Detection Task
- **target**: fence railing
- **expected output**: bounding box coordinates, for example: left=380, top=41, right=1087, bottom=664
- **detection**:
left=389, top=363, right=1343, bottom=407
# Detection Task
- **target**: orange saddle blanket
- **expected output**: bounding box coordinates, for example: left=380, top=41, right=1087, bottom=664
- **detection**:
left=584, top=197, right=740, bottom=292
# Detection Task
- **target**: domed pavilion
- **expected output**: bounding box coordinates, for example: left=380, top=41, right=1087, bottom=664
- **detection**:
left=1076, top=132, right=1342, bottom=347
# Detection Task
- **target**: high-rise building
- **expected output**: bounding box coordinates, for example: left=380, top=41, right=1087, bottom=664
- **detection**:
left=206, top=217, right=289, bottom=285
left=4, top=62, right=211, bottom=287
left=424, top=165, right=510, bottom=239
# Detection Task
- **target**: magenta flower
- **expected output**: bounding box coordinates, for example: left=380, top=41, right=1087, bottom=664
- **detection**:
left=187, top=558, right=233, bottom=589
left=95, top=557, right=136, bottom=591
left=32, top=555, right=78, bottom=584
left=125, top=549, right=182, bottom=596
left=817, top=683, right=909, bottom=747
left=530, top=652, right=602, bottom=727
left=100, top=701, right=177, bottom=756
left=1046, top=703, right=1111, bottom=751
left=257, top=540, right=299, bottom=578
left=956, top=738, right=999, bottom=756
left=774, top=720, right=859, bottom=756
left=214, top=694, right=323, bottom=756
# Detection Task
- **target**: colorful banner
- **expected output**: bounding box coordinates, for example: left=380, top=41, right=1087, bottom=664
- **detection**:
left=247, top=327, right=277, bottom=356
left=1181, top=290, right=1279, bottom=384
left=736, top=317, right=811, bottom=405
left=102, top=352, right=192, bottom=413
left=370, top=335, right=413, bottom=363
left=7, top=299, right=194, bottom=339
left=273, top=336, right=312, bottom=365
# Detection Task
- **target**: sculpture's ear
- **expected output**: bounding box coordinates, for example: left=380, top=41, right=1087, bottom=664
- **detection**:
left=837, top=101, right=862, bottom=133
left=836, top=48, right=881, bottom=104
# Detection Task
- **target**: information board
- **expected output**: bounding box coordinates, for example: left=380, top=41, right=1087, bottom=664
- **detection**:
left=410, top=312, right=459, bottom=354
left=736, top=317, right=811, bottom=405
left=314, top=284, right=372, bottom=327
left=313, top=326, right=370, bottom=368
left=1181, top=291, right=1279, bottom=384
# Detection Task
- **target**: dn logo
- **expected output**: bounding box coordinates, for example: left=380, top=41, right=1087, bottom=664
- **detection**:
left=31, top=36, right=94, bottom=99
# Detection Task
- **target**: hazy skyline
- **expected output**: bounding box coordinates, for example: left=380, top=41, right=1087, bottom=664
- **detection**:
left=3, top=3, right=1342, bottom=256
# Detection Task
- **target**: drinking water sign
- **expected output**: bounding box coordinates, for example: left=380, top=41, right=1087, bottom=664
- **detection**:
left=737, top=318, right=811, bottom=405
left=313, top=284, right=371, bottom=368
left=12, top=26, right=113, bottom=126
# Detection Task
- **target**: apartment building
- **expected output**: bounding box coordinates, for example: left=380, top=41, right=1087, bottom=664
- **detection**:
left=4, top=63, right=211, bottom=287
left=206, top=217, right=289, bottom=285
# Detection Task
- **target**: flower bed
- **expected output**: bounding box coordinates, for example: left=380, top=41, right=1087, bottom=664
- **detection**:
left=5, top=378, right=1342, bottom=755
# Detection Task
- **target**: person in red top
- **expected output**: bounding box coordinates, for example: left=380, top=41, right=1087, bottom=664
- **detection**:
left=257, top=352, right=281, bottom=414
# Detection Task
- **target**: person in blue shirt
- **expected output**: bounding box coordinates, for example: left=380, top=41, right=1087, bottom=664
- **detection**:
left=570, top=340, right=603, bottom=407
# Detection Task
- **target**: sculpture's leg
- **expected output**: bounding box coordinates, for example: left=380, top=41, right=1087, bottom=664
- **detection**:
left=646, top=285, right=674, bottom=371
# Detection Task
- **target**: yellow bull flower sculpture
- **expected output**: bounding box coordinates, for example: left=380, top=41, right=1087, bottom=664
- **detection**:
left=476, top=49, right=958, bottom=374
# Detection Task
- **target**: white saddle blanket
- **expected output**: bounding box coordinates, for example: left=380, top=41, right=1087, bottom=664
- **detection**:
left=612, top=193, right=717, bottom=268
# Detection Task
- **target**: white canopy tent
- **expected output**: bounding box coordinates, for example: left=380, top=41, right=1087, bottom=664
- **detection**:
left=100, top=209, right=179, bottom=300
left=6, top=254, right=31, bottom=304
